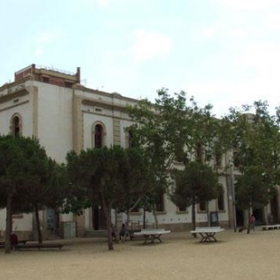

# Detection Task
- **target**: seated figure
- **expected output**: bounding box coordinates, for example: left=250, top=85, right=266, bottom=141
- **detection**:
left=10, top=232, right=18, bottom=249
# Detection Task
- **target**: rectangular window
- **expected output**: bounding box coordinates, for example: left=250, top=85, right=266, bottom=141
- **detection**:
left=65, top=81, right=73, bottom=88
left=196, top=142, right=202, bottom=161
left=42, top=76, right=50, bottom=83
left=233, top=151, right=240, bottom=168
left=215, top=152, right=222, bottom=167
left=125, top=129, right=138, bottom=148
left=155, top=193, right=165, bottom=212
left=177, top=205, right=187, bottom=212
left=218, top=193, right=225, bottom=211
left=199, top=201, right=207, bottom=211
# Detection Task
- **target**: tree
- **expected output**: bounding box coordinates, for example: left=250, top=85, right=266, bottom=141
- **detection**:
left=12, top=142, right=68, bottom=244
left=66, top=146, right=152, bottom=250
left=235, top=166, right=275, bottom=211
left=171, top=161, right=222, bottom=231
left=223, top=101, right=280, bottom=233
left=64, top=150, right=93, bottom=216
left=112, top=147, right=153, bottom=229
left=127, top=89, right=227, bottom=230
left=24, top=159, right=68, bottom=244
left=0, top=135, right=63, bottom=253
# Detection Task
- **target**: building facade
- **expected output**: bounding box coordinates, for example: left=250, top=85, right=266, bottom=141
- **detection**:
left=0, top=64, right=275, bottom=239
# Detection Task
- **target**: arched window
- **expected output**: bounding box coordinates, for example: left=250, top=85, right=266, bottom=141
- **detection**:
left=92, top=122, right=106, bottom=148
left=10, top=114, right=22, bottom=137
left=95, top=124, right=103, bottom=148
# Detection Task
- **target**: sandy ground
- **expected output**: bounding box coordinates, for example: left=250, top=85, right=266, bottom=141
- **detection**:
left=0, top=228, right=279, bottom=280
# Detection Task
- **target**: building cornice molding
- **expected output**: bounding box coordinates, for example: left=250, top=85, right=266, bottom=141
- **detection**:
left=0, top=100, right=29, bottom=113
left=73, top=83, right=139, bottom=104
left=0, top=75, right=34, bottom=91
left=0, top=89, right=29, bottom=104
left=81, top=98, right=130, bottom=113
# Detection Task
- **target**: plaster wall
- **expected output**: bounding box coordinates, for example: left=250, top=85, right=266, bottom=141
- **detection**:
left=0, top=209, right=32, bottom=231
left=84, top=208, right=90, bottom=229
left=12, top=214, right=33, bottom=231
left=61, top=213, right=73, bottom=222
left=120, top=119, right=134, bottom=147
left=0, top=210, right=6, bottom=231
left=0, top=95, right=33, bottom=136
left=35, top=81, right=73, bottom=163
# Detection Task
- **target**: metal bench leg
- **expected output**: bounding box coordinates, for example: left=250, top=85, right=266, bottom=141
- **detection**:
left=152, top=234, right=162, bottom=243
left=143, top=235, right=150, bottom=244
left=199, top=233, right=217, bottom=242
left=206, top=233, right=217, bottom=242
left=199, top=233, right=207, bottom=243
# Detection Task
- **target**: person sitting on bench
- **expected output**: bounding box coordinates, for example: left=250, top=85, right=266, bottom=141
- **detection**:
left=10, top=232, right=18, bottom=249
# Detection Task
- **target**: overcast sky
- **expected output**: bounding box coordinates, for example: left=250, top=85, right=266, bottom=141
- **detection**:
left=1, top=0, right=280, bottom=117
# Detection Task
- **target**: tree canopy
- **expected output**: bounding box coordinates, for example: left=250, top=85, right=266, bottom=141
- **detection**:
left=0, top=135, right=67, bottom=252
left=65, top=146, right=152, bottom=250
left=223, top=101, right=280, bottom=232
left=127, top=89, right=227, bottom=229
left=171, top=161, right=222, bottom=230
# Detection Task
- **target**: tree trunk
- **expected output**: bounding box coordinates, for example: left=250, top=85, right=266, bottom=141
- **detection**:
left=207, top=202, right=210, bottom=227
left=247, top=208, right=251, bottom=234
left=5, top=195, right=12, bottom=253
left=113, top=209, right=119, bottom=243
left=106, top=206, right=114, bottom=250
left=126, top=209, right=131, bottom=230
left=101, top=194, right=114, bottom=250
left=114, top=208, right=118, bottom=227
left=91, top=207, right=95, bottom=230
left=191, top=199, right=197, bottom=238
left=143, top=209, right=146, bottom=229
left=225, top=174, right=232, bottom=229
left=152, top=204, right=159, bottom=229
left=34, top=204, right=43, bottom=244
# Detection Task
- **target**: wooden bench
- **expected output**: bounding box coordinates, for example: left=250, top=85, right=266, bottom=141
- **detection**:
left=15, top=243, right=63, bottom=250
left=0, top=240, right=30, bottom=248
left=262, top=224, right=280, bottom=230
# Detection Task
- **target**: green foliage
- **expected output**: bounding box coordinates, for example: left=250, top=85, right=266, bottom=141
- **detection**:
left=65, top=146, right=152, bottom=214
left=0, top=135, right=67, bottom=211
left=126, top=88, right=228, bottom=221
left=224, top=100, right=280, bottom=211
left=0, top=134, right=67, bottom=248
left=171, top=161, right=222, bottom=208
left=65, top=146, right=152, bottom=250
left=114, top=147, right=153, bottom=212
left=127, top=88, right=228, bottom=167
left=235, top=166, right=275, bottom=210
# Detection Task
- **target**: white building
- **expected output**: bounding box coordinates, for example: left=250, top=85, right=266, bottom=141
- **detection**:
left=0, top=64, right=254, bottom=239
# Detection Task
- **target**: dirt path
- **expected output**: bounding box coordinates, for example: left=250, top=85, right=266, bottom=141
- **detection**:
left=0, top=228, right=278, bottom=280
